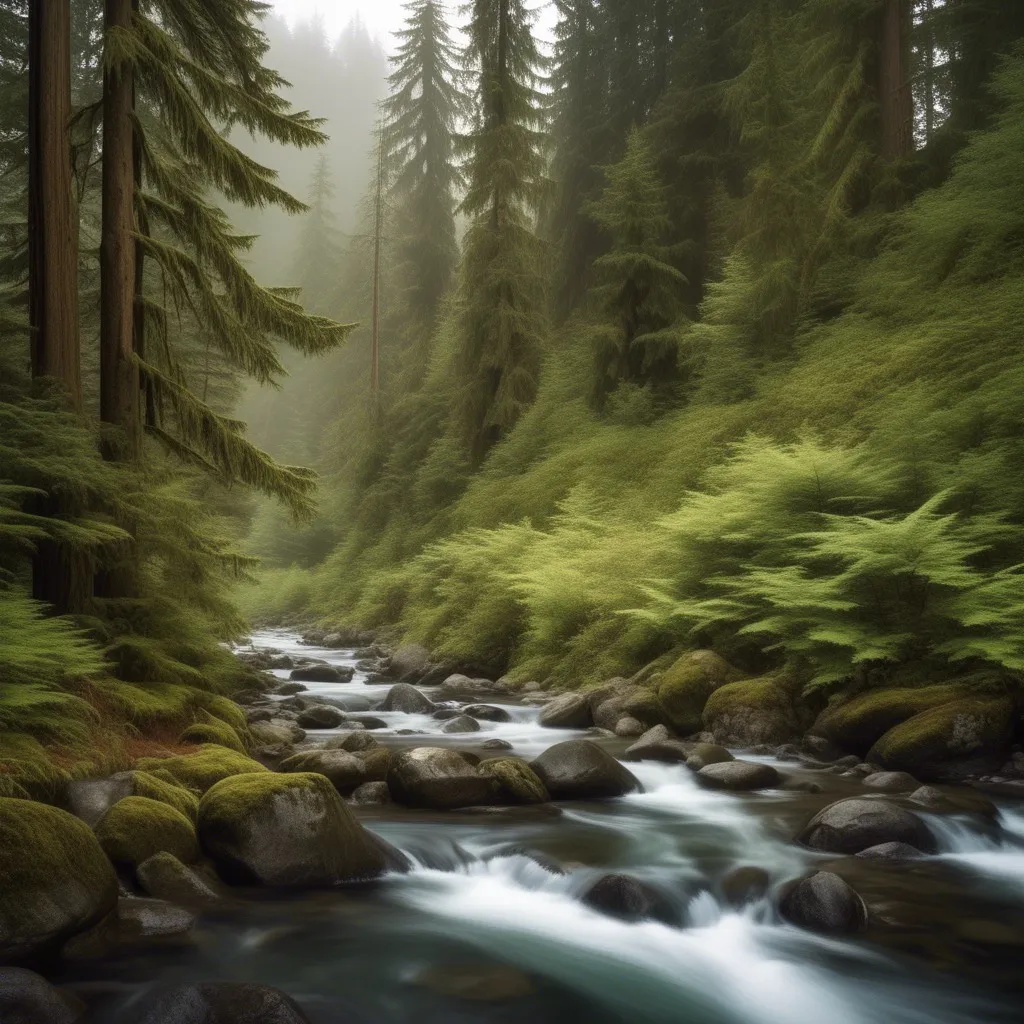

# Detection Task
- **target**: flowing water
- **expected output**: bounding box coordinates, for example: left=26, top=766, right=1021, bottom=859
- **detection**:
left=59, top=631, right=1024, bottom=1023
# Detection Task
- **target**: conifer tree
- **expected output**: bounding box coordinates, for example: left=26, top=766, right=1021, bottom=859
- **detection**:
left=585, top=130, right=688, bottom=411
left=454, top=0, right=548, bottom=465
left=381, top=0, right=465, bottom=340
left=292, top=154, right=343, bottom=316
left=98, top=0, right=353, bottom=513
left=879, top=0, right=914, bottom=160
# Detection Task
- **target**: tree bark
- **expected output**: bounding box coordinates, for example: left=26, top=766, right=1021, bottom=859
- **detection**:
left=100, top=0, right=139, bottom=459
left=879, top=0, right=914, bottom=160
left=28, top=0, right=81, bottom=409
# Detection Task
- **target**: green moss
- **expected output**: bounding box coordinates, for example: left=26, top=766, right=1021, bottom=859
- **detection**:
left=199, top=771, right=325, bottom=825
left=867, top=697, right=1014, bottom=772
left=0, top=798, right=118, bottom=959
left=197, top=695, right=250, bottom=737
left=479, top=758, right=549, bottom=805
left=0, top=732, right=71, bottom=800
left=94, top=796, right=199, bottom=870
left=128, top=770, right=200, bottom=823
left=701, top=676, right=803, bottom=745
left=135, top=744, right=268, bottom=793
left=657, top=650, right=740, bottom=734
left=179, top=718, right=245, bottom=753
left=814, top=683, right=972, bottom=753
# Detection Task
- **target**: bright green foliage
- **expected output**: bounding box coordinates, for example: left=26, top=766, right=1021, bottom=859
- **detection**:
left=584, top=130, right=689, bottom=411
left=452, top=0, right=548, bottom=465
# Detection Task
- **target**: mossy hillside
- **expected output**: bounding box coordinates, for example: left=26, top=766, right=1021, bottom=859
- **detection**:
left=0, top=798, right=118, bottom=960
left=135, top=744, right=268, bottom=794
left=94, top=796, right=199, bottom=871
left=656, top=651, right=742, bottom=735
left=813, top=684, right=975, bottom=754
left=867, top=697, right=1015, bottom=775
left=479, top=758, right=549, bottom=805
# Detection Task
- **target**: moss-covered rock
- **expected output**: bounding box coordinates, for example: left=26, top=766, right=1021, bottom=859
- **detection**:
left=198, top=695, right=250, bottom=736
left=388, top=748, right=495, bottom=809
left=866, top=697, right=1014, bottom=779
left=0, top=798, right=118, bottom=960
left=94, top=796, right=199, bottom=871
left=125, top=771, right=199, bottom=823
left=135, top=744, right=268, bottom=794
left=479, top=758, right=550, bottom=805
left=701, top=676, right=801, bottom=746
left=179, top=717, right=246, bottom=754
left=198, top=772, right=396, bottom=886
left=657, top=651, right=741, bottom=735
left=812, top=684, right=971, bottom=754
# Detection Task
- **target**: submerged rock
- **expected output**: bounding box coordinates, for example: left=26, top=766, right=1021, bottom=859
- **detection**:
left=198, top=773, right=395, bottom=886
left=580, top=873, right=675, bottom=924
left=125, top=981, right=312, bottom=1024
left=0, top=798, right=118, bottom=961
left=797, top=797, right=936, bottom=854
left=720, top=866, right=771, bottom=907
left=412, top=964, right=535, bottom=1003
left=696, top=760, right=780, bottom=791
left=779, top=871, right=867, bottom=935
left=0, top=968, right=84, bottom=1024
left=388, top=748, right=495, bottom=809
left=530, top=740, right=641, bottom=800
left=537, top=692, right=592, bottom=729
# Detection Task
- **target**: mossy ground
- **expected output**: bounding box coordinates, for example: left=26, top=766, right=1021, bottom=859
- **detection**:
left=94, top=795, right=199, bottom=870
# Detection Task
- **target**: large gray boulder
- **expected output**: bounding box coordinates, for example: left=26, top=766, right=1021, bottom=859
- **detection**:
left=537, top=693, right=592, bottom=729
left=198, top=773, right=396, bottom=886
left=279, top=750, right=366, bottom=795
left=379, top=683, right=435, bottom=714
left=530, top=741, right=641, bottom=800
left=387, top=748, right=495, bottom=809
left=388, top=644, right=431, bottom=681
left=463, top=704, right=512, bottom=723
left=779, top=872, right=867, bottom=935
left=295, top=705, right=345, bottom=730
left=442, top=715, right=481, bottom=734
left=125, top=982, right=311, bottom=1024
left=0, top=799, right=118, bottom=961
left=797, top=797, right=936, bottom=855
left=696, top=760, right=779, bottom=791
left=0, top=968, right=84, bottom=1024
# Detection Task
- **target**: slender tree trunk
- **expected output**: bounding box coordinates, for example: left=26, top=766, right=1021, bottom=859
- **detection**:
left=28, top=0, right=81, bottom=408
left=879, top=0, right=914, bottom=160
left=28, top=0, right=89, bottom=614
left=371, top=130, right=383, bottom=399
left=100, top=0, right=139, bottom=459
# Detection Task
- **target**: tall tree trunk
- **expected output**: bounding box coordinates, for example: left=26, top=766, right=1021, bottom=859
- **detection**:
left=879, top=0, right=914, bottom=160
left=100, top=0, right=139, bottom=460
left=28, top=0, right=81, bottom=408
left=370, top=130, right=383, bottom=400
left=28, top=0, right=89, bottom=615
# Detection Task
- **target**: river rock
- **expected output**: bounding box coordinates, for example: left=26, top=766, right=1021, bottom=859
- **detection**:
left=295, top=705, right=345, bottom=729
left=350, top=782, right=392, bottom=806
left=530, top=740, right=641, bottom=800
left=125, top=981, right=312, bottom=1024
left=623, top=725, right=691, bottom=763
left=538, top=692, right=593, bottom=729
left=279, top=750, right=366, bottom=795
left=855, top=842, right=926, bottom=862
left=324, top=731, right=379, bottom=753
left=95, top=796, right=199, bottom=872
left=0, top=968, right=84, bottom=1024
left=432, top=708, right=462, bottom=721
left=442, top=715, right=481, bottom=734
left=721, top=866, right=772, bottom=906
left=779, top=872, right=867, bottom=935
left=862, top=771, right=919, bottom=792
left=379, top=683, right=435, bottom=714
left=696, top=761, right=780, bottom=791
left=482, top=738, right=514, bottom=751
left=614, top=716, right=646, bottom=738
left=388, top=748, right=495, bottom=809
left=464, top=704, right=512, bottom=723
left=591, top=687, right=662, bottom=732
left=274, top=681, right=308, bottom=696
left=479, top=758, right=550, bottom=805
left=908, top=784, right=998, bottom=819
left=685, top=743, right=734, bottom=770
left=388, top=644, right=431, bottom=681
left=656, top=650, right=743, bottom=735
left=116, top=897, right=196, bottom=940
left=580, top=874, right=674, bottom=924
left=289, top=664, right=354, bottom=683
left=250, top=721, right=303, bottom=747
left=797, top=797, right=936, bottom=854
left=198, top=773, right=394, bottom=886
left=352, top=715, right=389, bottom=730
left=702, top=676, right=804, bottom=747
left=137, top=853, right=223, bottom=905
left=0, top=799, right=118, bottom=961
left=801, top=734, right=844, bottom=762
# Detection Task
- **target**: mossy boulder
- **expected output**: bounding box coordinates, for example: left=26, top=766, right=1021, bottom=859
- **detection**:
left=701, top=676, right=802, bottom=747
left=179, top=718, right=246, bottom=754
left=0, top=798, right=118, bottom=961
left=127, top=771, right=200, bottom=822
left=135, top=744, right=269, bottom=794
left=657, top=651, right=741, bottom=735
left=198, top=696, right=250, bottom=736
left=198, top=772, right=396, bottom=886
left=479, top=758, right=550, bottom=805
left=94, top=797, right=199, bottom=871
left=68, top=770, right=199, bottom=827
left=812, top=684, right=972, bottom=754
left=388, top=748, right=495, bottom=809
left=866, top=697, right=1014, bottom=780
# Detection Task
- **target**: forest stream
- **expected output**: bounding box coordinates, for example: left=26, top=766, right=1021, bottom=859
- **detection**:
left=50, top=631, right=1024, bottom=1024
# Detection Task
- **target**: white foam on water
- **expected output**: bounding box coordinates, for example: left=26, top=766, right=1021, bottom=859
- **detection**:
left=929, top=808, right=1024, bottom=895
